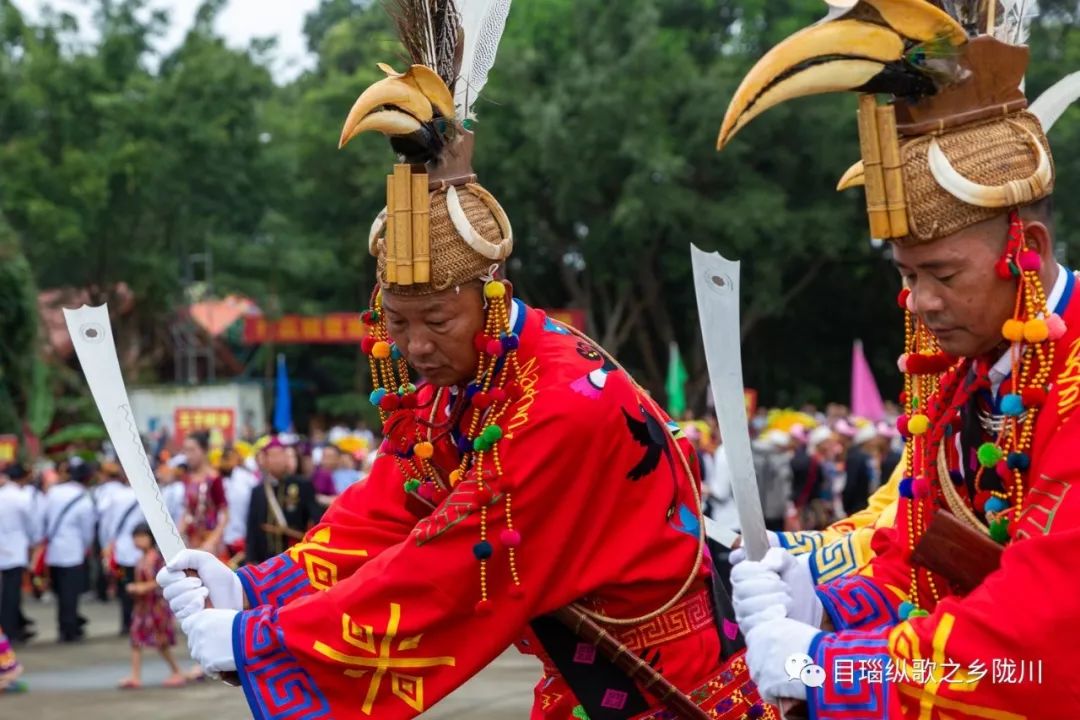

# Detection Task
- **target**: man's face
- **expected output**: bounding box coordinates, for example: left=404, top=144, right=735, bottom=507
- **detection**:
left=260, top=446, right=290, bottom=478
left=321, top=447, right=340, bottom=470
left=893, top=217, right=1019, bottom=358
left=182, top=438, right=206, bottom=468
left=381, top=283, right=488, bottom=387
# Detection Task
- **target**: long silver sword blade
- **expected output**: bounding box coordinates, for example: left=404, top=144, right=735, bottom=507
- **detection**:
left=64, top=305, right=186, bottom=562
left=690, top=245, right=770, bottom=562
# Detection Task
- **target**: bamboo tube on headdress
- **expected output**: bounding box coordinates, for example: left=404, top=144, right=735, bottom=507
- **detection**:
left=876, top=104, right=909, bottom=238
left=857, top=94, right=891, bottom=239
left=411, top=169, right=431, bottom=284
left=393, top=164, right=414, bottom=285
left=385, top=174, right=398, bottom=284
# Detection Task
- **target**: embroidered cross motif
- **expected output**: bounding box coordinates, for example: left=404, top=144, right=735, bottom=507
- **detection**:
left=313, top=603, right=456, bottom=715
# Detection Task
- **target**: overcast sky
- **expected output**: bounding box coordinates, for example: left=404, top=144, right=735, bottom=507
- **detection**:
left=11, top=0, right=320, bottom=81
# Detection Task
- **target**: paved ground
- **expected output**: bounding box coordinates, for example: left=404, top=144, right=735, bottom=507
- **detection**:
left=4, top=594, right=539, bottom=718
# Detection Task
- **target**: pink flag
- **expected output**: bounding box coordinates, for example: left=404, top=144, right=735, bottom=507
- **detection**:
left=851, top=340, right=885, bottom=422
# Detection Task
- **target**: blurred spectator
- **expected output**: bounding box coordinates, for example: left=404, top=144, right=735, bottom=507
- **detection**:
left=178, top=431, right=228, bottom=555
left=0, top=465, right=37, bottom=644
left=44, top=458, right=96, bottom=643
left=751, top=429, right=794, bottom=532
left=842, top=422, right=881, bottom=515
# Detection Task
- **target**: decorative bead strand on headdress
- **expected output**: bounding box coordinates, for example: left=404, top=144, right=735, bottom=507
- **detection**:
left=361, top=279, right=526, bottom=615
left=894, top=211, right=1065, bottom=618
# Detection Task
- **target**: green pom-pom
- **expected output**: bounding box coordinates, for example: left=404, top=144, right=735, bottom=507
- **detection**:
left=473, top=437, right=490, bottom=452
left=990, top=519, right=1010, bottom=544
left=572, top=707, right=590, bottom=720
left=403, top=479, right=421, bottom=493
left=977, top=442, right=1004, bottom=468
left=481, top=425, right=503, bottom=443
left=909, top=609, right=930, bottom=619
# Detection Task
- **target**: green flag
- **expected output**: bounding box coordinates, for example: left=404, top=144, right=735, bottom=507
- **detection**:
left=666, top=341, right=688, bottom=418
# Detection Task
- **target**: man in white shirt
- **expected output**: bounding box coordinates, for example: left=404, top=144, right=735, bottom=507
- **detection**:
left=91, top=463, right=125, bottom=602
left=43, top=460, right=96, bottom=643
left=0, top=464, right=36, bottom=644
left=97, top=478, right=144, bottom=634
left=221, top=448, right=257, bottom=563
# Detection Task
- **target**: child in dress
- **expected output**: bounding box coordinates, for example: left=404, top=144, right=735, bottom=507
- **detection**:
left=0, top=626, right=25, bottom=693
left=118, top=524, right=185, bottom=689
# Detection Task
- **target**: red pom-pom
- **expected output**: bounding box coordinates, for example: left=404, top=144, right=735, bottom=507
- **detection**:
left=506, top=383, right=523, bottom=400
left=1018, top=250, right=1042, bottom=272
left=380, top=395, right=400, bottom=411
left=899, top=391, right=909, bottom=405
left=489, top=388, right=508, bottom=403
left=897, top=288, right=911, bottom=309
left=1021, top=387, right=1047, bottom=407
left=474, top=333, right=489, bottom=352
left=400, top=394, right=418, bottom=409
left=508, top=585, right=525, bottom=600
left=473, top=392, right=492, bottom=409
left=994, top=258, right=1014, bottom=280
left=361, top=336, right=377, bottom=354
left=500, top=529, right=522, bottom=548
left=896, top=415, right=910, bottom=437
left=485, top=339, right=504, bottom=357
left=912, top=477, right=931, bottom=498
left=474, top=600, right=493, bottom=616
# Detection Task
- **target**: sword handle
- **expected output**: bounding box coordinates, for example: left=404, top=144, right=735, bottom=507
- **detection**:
left=184, top=569, right=242, bottom=687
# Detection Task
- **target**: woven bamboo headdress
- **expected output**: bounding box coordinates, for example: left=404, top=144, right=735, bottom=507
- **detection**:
left=340, top=0, right=514, bottom=294
left=717, top=0, right=1080, bottom=245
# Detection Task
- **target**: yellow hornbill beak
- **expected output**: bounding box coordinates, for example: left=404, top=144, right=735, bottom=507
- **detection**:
left=717, top=0, right=967, bottom=150
left=837, top=160, right=865, bottom=191
left=339, top=64, right=456, bottom=149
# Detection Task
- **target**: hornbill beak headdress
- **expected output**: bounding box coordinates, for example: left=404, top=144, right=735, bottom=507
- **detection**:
left=342, top=0, right=514, bottom=294
left=717, top=0, right=1080, bottom=245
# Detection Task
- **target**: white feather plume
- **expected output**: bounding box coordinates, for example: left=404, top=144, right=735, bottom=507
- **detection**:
left=995, top=0, right=1036, bottom=45
left=1030, top=71, right=1080, bottom=133
left=453, top=0, right=513, bottom=120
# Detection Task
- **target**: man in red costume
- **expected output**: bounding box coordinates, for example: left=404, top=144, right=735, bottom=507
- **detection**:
left=157, top=3, right=772, bottom=718
left=717, top=1, right=1080, bottom=717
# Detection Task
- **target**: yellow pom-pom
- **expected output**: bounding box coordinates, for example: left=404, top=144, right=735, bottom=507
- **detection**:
left=413, top=441, right=434, bottom=460
left=372, top=341, right=392, bottom=359
left=907, top=414, right=930, bottom=436
left=484, top=281, right=506, bottom=299
left=1023, top=319, right=1049, bottom=344
left=1002, top=319, right=1025, bottom=343
left=449, top=469, right=463, bottom=487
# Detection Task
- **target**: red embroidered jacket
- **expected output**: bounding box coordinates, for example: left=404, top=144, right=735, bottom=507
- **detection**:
left=230, top=301, right=767, bottom=719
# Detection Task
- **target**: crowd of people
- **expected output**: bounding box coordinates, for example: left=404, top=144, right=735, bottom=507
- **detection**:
left=0, top=423, right=378, bottom=692
left=684, top=403, right=904, bottom=535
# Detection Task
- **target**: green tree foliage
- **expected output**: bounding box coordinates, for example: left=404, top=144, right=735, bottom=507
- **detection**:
left=3, top=0, right=1080, bottom=423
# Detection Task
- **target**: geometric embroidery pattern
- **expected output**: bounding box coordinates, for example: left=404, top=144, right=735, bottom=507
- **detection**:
left=817, top=576, right=899, bottom=632
left=811, top=630, right=891, bottom=718
left=237, top=555, right=314, bottom=609
left=635, top=652, right=770, bottom=720
left=811, top=532, right=866, bottom=584
left=778, top=530, right=825, bottom=556
left=286, top=527, right=369, bottom=592
left=613, top=589, right=713, bottom=654
left=235, top=605, right=331, bottom=720
left=312, top=603, right=455, bottom=716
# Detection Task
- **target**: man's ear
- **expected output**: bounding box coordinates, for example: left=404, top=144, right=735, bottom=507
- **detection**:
left=1024, top=220, right=1053, bottom=263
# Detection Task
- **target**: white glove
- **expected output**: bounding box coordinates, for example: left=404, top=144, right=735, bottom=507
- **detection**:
left=731, top=547, right=823, bottom=629
left=181, top=608, right=239, bottom=674
left=727, top=531, right=782, bottom=564
left=731, top=559, right=790, bottom=637
left=745, top=615, right=823, bottom=704
left=157, top=549, right=244, bottom=616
